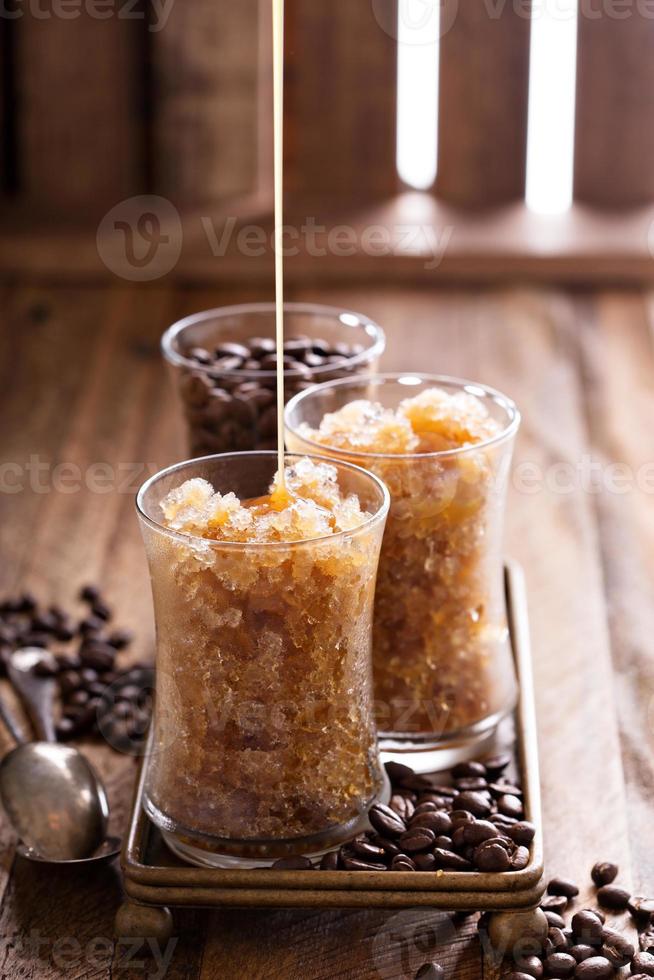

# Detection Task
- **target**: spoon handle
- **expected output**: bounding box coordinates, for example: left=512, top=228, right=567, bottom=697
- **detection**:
left=8, top=651, right=57, bottom=744
left=0, top=693, right=27, bottom=746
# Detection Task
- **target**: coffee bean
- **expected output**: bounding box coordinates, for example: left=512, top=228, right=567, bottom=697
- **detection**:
left=455, top=777, right=489, bottom=792
left=80, top=643, right=116, bottom=672
left=632, top=951, right=654, bottom=975
left=271, top=856, right=313, bottom=870
left=433, top=849, right=473, bottom=871
left=571, top=945, right=596, bottom=963
left=454, top=791, right=491, bottom=818
left=320, top=851, right=339, bottom=871
left=600, top=928, right=633, bottom=967
left=507, top=821, right=536, bottom=845
left=433, top=836, right=454, bottom=851
left=542, top=896, right=570, bottom=915
left=59, top=670, right=82, bottom=694
left=106, top=629, right=133, bottom=650
left=515, top=955, right=544, bottom=978
left=483, top=753, right=512, bottom=778
left=351, top=838, right=386, bottom=862
left=549, top=877, right=580, bottom=899
left=214, top=342, right=251, bottom=360
left=462, top=819, right=500, bottom=846
left=452, top=761, right=486, bottom=779
left=573, top=956, right=614, bottom=979
left=79, top=584, right=101, bottom=603
left=640, top=927, right=654, bottom=953
left=473, top=839, right=511, bottom=873
left=549, top=927, right=571, bottom=951
left=628, top=897, right=654, bottom=926
left=504, top=975, right=537, bottom=980
left=341, top=856, right=387, bottom=872
left=414, top=853, right=437, bottom=872
left=572, top=911, right=604, bottom=946
left=545, top=912, right=567, bottom=929
left=414, top=964, right=444, bottom=980
left=391, top=854, right=416, bottom=871
left=67, top=689, right=89, bottom=707
left=410, top=812, right=453, bottom=836
left=369, top=803, right=406, bottom=838
left=591, top=862, right=618, bottom=887
left=498, top=794, right=524, bottom=819
left=399, top=827, right=436, bottom=854
left=546, top=952, right=576, bottom=977
left=511, top=846, right=531, bottom=871
left=597, top=885, right=630, bottom=911
left=389, top=794, right=415, bottom=823
left=79, top=615, right=104, bottom=635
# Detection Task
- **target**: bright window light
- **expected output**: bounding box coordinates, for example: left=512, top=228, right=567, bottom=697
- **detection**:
left=396, top=0, right=440, bottom=191
left=526, top=0, right=579, bottom=214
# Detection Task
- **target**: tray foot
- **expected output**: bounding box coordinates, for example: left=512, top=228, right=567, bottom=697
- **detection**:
left=482, top=907, right=548, bottom=962
left=115, top=901, right=174, bottom=947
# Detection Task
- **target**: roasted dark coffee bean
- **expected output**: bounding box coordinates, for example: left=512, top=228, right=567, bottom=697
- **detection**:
left=59, top=669, right=82, bottom=694
left=571, top=945, right=596, bottom=963
left=452, top=761, right=486, bottom=779
left=91, top=600, right=111, bottom=621
left=497, top=794, right=523, bottom=819
left=389, top=794, right=415, bottom=822
left=545, top=911, right=567, bottom=929
left=80, top=643, right=116, bottom=672
left=433, top=835, right=454, bottom=851
left=341, top=855, right=387, bottom=872
left=546, top=952, right=576, bottom=977
left=512, top=846, right=531, bottom=871
left=214, top=342, right=251, bottom=360
left=549, top=877, right=580, bottom=899
left=572, top=911, right=604, bottom=945
left=412, top=800, right=438, bottom=815
left=433, top=849, right=473, bottom=871
left=352, top=838, right=386, bottom=861
left=455, top=777, right=489, bottom=792
left=600, top=928, right=633, bottom=967
left=188, top=346, right=213, bottom=365
left=319, top=851, right=339, bottom=871
left=31, top=611, right=59, bottom=633
left=573, top=957, right=614, bottom=979
left=67, top=689, right=89, bottom=707
left=597, top=885, right=630, bottom=910
left=515, top=955, right=544, bottom=978
left=549, top=927, right=571, bottom=951
left=391, top=854, right=416, bottom=871
left=449, top=809, right=475, bottom=829
left=79, top=615, right=104, bottom=635
left=414, top=853, right=436, bottom=872
left=106, top=629, right=133, bottom=650
left=410, top=812, right=453, bottom=836
left=271, top=856, right=313, bottom=870
left=640, top=927, right=654, bottom=953
left=369, top=803, right=406, bottom=838
left=483, top=753, right=511, bottom=778
left=454, top=791, right=491, bottom=818
left=462, top=820, right=500, bottom=846
left=591, top=862, right=618, bottom=887
left=628, top=897, right=654, bottom=925
left=79, top=584, right=101, bottom=604
left=473, top=839, right=511, bottom=873
left=414, top=963, right=444, bottom=980
left=79, top=667, right=99, bottom=685
left=399, top=827, right=435, bottom=854
left=541, top=895, right=569, bottom=915
left=507, top=821, right=536, bottom=845
left=632, top=952, right=654, bottom=975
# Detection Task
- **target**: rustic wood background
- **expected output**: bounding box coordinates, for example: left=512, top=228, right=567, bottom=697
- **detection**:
left=0, top=280, right=652, bottom=977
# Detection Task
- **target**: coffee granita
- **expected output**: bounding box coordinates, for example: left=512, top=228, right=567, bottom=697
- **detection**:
left=288, top=382, right=519, bottom=746
left=140, top=456, right=389, bottom=862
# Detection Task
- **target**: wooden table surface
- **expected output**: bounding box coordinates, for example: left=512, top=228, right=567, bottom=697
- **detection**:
left=0, top=280, right=652, bottom=979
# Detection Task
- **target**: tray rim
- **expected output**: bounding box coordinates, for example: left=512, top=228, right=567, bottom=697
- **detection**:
left=121, top=559, right=545, bottom=908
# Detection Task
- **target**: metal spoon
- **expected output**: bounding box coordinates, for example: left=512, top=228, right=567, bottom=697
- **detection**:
left=0, top=648, right=112, bottom=862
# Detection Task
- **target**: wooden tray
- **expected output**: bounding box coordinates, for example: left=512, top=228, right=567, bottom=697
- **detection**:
left=117, top=561, right=545, bottom=940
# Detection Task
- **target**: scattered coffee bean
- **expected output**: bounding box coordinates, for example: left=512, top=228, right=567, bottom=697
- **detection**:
left=319, top=851, right=339, bottom=871
left=632, top=951, right=654, bottom=975
left=591, top=862, right=619, bottom=887
left=549, top=877, right=580, bottom=899
left=452, top=761, right=486, bottom=779
left=369, top=803, right=406, bottom=838
left=571, top=945, right=597, bottom=963
left=399, top=827, right=436, bottom=854
left=507, top=822, right=536, bottom=846
left=572, top=910, right=604, bottom=946
left=351, top=838, right=385, bottom=861
left=271, top=856, right=314, bottom=870
left=601, top=928, right=634, bottom=967
left=454, top=791, right=492, bottom=819
left=516, top=954, right=544, bottom=977
left=473, top=839, right=511, bottom=873
left=597, top=885, right=631, bottom=911
left=628, top=898, right=654, bottom=926
left=546, top=952, right=576, bottom=977
left=483, top=753, right=512, bottom=778
left=542, top=896, right=570, bottom=915
left=545, top=911, right=567, bottom=929
left=391, top=854, right=416, bottom=871
left=574, top=957, right=614, bottom=979
left=639, top=927, right=654, bottom=953
left=341, top=856, right=387, bottom=872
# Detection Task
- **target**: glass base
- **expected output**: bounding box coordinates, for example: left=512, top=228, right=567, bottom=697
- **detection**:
left=145, top=773, right=390, bottom=869
left=379, top=703, right=516, bottom=774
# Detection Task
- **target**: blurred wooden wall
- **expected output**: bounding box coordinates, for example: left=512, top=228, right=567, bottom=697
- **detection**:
left=2, top=0, right=654, bottom=229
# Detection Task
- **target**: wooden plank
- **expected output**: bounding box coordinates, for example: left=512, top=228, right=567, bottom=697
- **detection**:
left=576, top=291, right=654, bottom=888
left=437, top=1, right=531, bottom=207
left=575, top=15, right=654, bottom=207
left=15, top=5, right=143, bottom=215
left=152, top=1, right=260, bottom=209
left=284, top=0, right=398, bottom=201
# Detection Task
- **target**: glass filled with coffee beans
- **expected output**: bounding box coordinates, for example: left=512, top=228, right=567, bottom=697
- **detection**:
left=161, top=303, right=385, bottom=458
left=136, top=451, right=390, bottom=867
left=286, top=374, right=521, bottom=771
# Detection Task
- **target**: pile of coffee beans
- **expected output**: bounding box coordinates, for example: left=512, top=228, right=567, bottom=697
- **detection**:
left=499, top=862, right=654, bottom=978
left=177, top=335, right=369, bottom=457
left=270, top=755, right=534, bottom=873
left=0, top=587, right=152, bottom=749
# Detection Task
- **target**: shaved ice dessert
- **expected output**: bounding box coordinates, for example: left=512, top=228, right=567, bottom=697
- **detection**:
left=137, top=455, right=389, bottom=863
left=286, top=381, right=519, bottom=748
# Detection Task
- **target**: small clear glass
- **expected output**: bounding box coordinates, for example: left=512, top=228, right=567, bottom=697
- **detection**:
left=285, top=374, right=521, bottom=771
left=161, top=303, right=385, bottom=458
left=136, top=451, right=390, bottom=867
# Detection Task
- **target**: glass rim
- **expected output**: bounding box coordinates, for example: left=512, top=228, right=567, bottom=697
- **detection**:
left=284, top=373, right=521, bottom=461
left=135, top=450, right=391, bottom=551
left=160, top=302, right=386, bottom=379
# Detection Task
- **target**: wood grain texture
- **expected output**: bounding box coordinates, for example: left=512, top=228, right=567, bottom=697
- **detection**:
left=15, top=6, right=142, bottom=215
left=284, top=0, right=398, bottom=201
left=575, top=11, right=654, bottom=207
left=152, top=0, right=260, bottom=209
left=437, top=0, right=531, bottom=207
left=0, top=280, right=650, bottom=977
